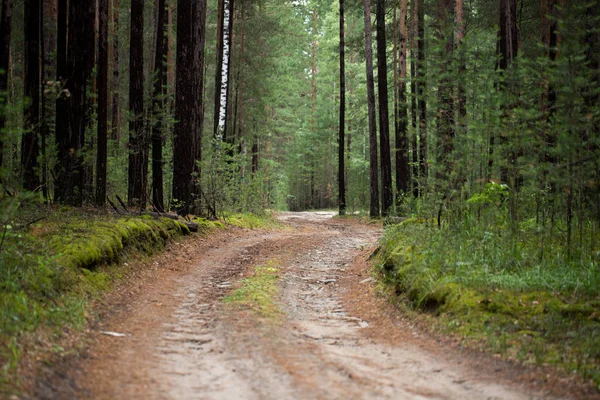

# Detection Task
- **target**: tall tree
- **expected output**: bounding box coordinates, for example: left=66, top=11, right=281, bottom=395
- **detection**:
left=455, top=0, right=466, bottom=134
left=216, top=0, right=234, bottom=141
left=437, top=0, right=455, bottom=169
left=0, top=0, right=12, bottom=171
left=173, top=0, right=194, bottom=213
left=22, top=0, right=41, bottom=191
left=417, top=0, right=428, bottom=191
left=410, top=0, right=419, bottom=198
left=338, top=0, right=346, bottom=216
left=363, top=0, right=379, bottom=217
left=151, top=0, right=167, bottom=212
left=111, top=0, right=120, bottom=140
left=128, top=0, right=146, bottom=207
left=376, top=0, right=393, bottom=215
left=191, top=0, right=206, bottom=205
left=395, top=0, right=410, bottom=198
left=55, top=0, right=94, bottom=204
left=213, top=0, right=225, bottom=139
left=54, top=0, right=67, bottom=202
left=96, top=0, right=109, bottom=205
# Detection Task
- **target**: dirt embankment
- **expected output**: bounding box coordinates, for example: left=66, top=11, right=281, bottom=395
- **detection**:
left=28, top=212, right=598, bottom=399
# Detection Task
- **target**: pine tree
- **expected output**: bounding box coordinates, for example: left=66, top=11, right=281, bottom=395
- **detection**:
left=128, top=0, right=146, bottom=207
left=376, top=0, right=393, bottom=215
left=338, top=0, right=346, bottom=216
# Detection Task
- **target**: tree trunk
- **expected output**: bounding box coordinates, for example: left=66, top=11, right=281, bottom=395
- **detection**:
left=376, top=0, right=393, bottom=216
left=128, top=0, right=146, bottom=207
left=216, top=0, right=234, bottom=141
left=213, top=0, right=224, bottom=139
left=173, top=0, right=194, bottom=214
left=40, top=0, right=57, bottom=200
left=151, top=0, right=167, bottom=212
left=417, top=0, right=428, bottom=190
left=437, top=0, right=455, bottom=170
left=338, top=0, right=346, bottom=216
left=96, top=0, right=109, bottom=206
left=0, top=0, right=12, bottom=171
left=395, top=0, right=410, bottom=197
left=363, top=0, right=379, bottom=218
left=54, top=0, right=68, bottom=202
left=455, top=0, right=466, bottom=135
left=22, top=0, right=41, bottom=191
left=410, top=0, right=419, bottom=198
left=191, top=0, right=206, bottom=209
left=59, top=0, right=95, bottom=205
left=111, top=0, right=120, bottom=141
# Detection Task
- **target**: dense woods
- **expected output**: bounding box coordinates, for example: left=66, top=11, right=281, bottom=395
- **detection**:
left=0, top=0, right=598, bottom=247
left=1, top=0, right=600, bottom=391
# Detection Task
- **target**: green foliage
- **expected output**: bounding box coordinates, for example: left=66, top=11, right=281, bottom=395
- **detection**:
left=0, top=205, right=219, bottom=392
left=377, top=219, right=600, bottom=387
left=222, top=212, right=280, bottom=230
left=224, top=260, right=282, bottom=319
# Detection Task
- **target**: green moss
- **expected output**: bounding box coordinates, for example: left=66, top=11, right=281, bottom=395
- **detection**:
left=224, top=260, right=282, bottom=319
left=0, top=208, right=223, bottom=393
left=376, top=221, right=600, bottom=388
left=222, top=212, right=280, bottom=229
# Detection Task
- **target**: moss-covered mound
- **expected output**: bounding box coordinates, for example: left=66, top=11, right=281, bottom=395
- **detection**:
left=376, top=219, right=600, bottom=389
left=0, top=207, right=220, bottom=393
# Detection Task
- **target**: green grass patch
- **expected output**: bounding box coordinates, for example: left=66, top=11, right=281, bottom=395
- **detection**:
left=224, top=260, right=282, bottom=318
left=0, top=205, right=220, bottom=395
left=222, top=212, right=280, bottom=229
left=375, top=218, right=600, bottom=389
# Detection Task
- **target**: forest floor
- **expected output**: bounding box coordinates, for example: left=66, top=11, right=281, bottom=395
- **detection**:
left=24, top=212, right=599, bottom=399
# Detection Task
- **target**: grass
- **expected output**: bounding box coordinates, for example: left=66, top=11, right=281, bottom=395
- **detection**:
left=0, top=204, right=222, bottom=395
left=222, top=211, right=281, bottom=229
left=224, top=260, right=282, bottom=319
left=375, top=217, right=600, bottom=389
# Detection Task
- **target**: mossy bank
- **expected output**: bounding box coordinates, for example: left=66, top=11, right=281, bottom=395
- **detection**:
left=375, top=218, right=600, bottom=390
left=0, top=206, right=229, bottom=396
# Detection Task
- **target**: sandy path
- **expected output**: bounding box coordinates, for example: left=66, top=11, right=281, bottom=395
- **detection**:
left=31, top=212, right=579, bottom=399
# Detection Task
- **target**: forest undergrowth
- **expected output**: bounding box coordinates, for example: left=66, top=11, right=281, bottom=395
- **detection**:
left=376, top=211, right=600, bottom=389
left=0, top=201, right=270, bottom=394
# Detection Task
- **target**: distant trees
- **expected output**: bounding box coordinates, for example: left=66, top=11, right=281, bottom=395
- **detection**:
left=0, top=0, right=597, bottom=239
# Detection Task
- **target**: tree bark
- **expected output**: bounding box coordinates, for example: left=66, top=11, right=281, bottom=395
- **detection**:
left=0, top=0, right=12, bottom=171
left=216, top=0, right=234, bottom=141
left=128, top=0, right=146, bottom=207
left=437, top=0, right=455, bottom=169
left=151, top=0, right=167, bottom=212
left=376, top=0, right=393, bottom=215
left=455, top=0, right=466, bottom=134
left=58, top=0, right=95, bottom=204
left=213, top=0, right=224, bottom=139
left=395, top=0, right=410, bottom=197
left=191, top=0, right=206, bottom=208
left=363, top=0, right=379, bottom=218
left=417, top=0, right=428, bottom=190
left=173, top=0, right=194, bottom=213
left=96, top=0, right=109, bottom=206
left=338, top=0, right=346, bottom=216
left=54, top=0, right=67, bottom=202
left=22, top=0, right=41, bottom=191
left=410, top=0, right=419, bottom=198
left=110, top=0, right=120, bottom=141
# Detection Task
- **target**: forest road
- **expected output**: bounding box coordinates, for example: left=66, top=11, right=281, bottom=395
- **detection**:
left=38, top=212, right=570, bottom=400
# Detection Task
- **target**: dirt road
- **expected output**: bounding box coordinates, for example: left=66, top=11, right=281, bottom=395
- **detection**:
left=32, top=212, right=578, bottom=399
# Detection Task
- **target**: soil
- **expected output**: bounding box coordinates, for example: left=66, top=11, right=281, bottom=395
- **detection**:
left=25, top=212, right=600, bottom=399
